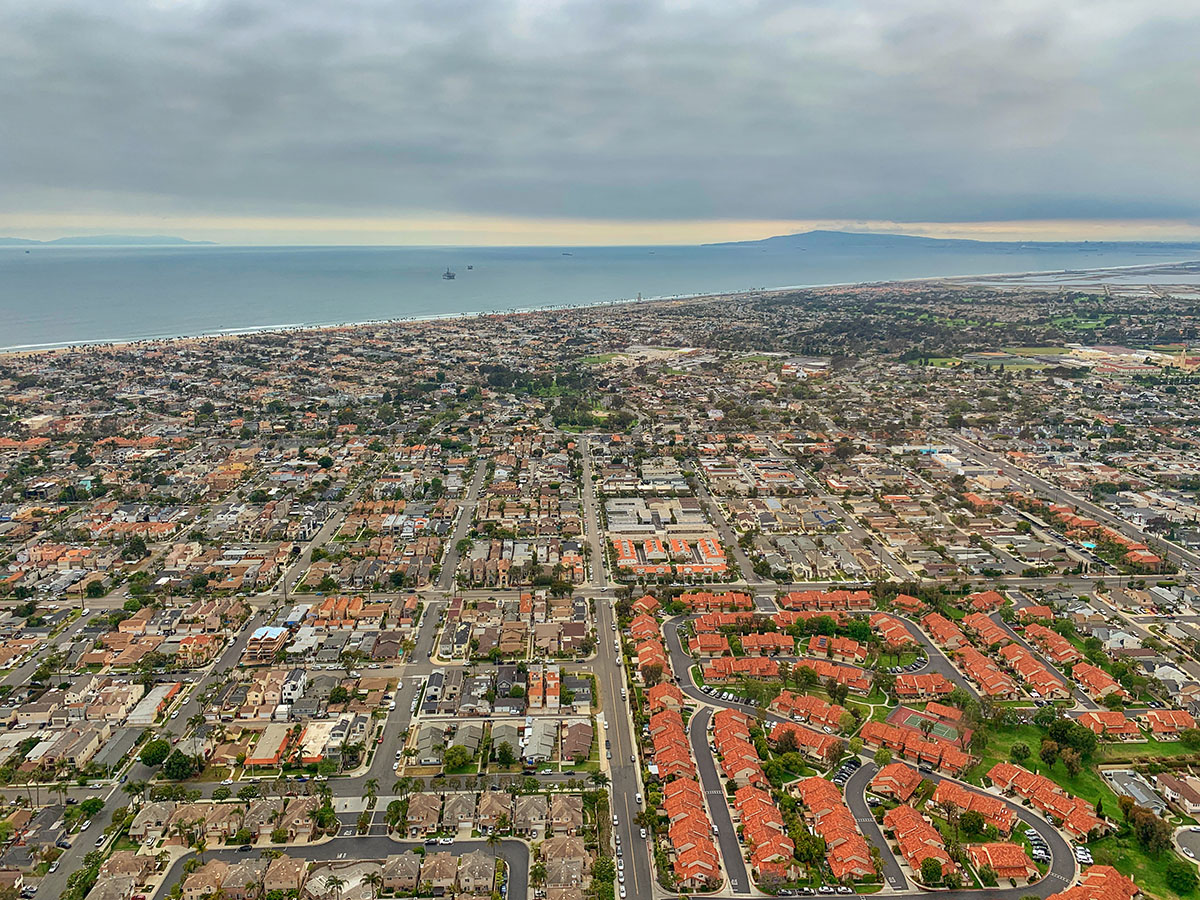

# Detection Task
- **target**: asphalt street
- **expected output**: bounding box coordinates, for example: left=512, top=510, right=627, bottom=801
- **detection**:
left=689, top=706, right=750, bottom=894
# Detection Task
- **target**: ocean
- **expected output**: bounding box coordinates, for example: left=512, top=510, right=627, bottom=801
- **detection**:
left=2, top=240, right=1198, bottom=351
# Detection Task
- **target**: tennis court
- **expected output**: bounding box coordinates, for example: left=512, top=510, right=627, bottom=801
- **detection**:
left=887, top=706, right=959, bottom=740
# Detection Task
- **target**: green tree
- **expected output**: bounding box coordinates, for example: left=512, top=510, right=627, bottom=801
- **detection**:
left=163, top=749, right=196, bottom=781
left=960, top=810, right=984, bottom=837
left=1010, top=742, right=1031, bottom=762
left=495, top=742, right=516, bottom=768
left=1166, top=860, right=1199, bottom=895
left=920, top=857, right=943, bottom=885
left=443, top=745, right=472, bottom=771
left=140, top=739, right=171, bottom=767
left=1039, top=739, right=1059, bottom=767
left=873, top=747, right=892, bottom=767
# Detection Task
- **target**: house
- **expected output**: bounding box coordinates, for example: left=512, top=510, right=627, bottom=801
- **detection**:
left=129, top=801, right=175, bottom=842
left=381, top=854, right=422, bottom=893
left=1141, top=708, right=1196, bottom=740
left=883, top=804, right=954, bottom=880
left=1078, top=711, right=1142, bottom=741
left=456, top=850, right=496, bottom=893
left=477, top=791, right=512, bottom=831
left=1046, top=865, right=1141, bottom=900
left=931, top=781, right=1017, bottom=835
left=1156, top=773, right=1200, bottom=816
left=264, top=856, right=309, bottom=895
left=513, top=794, right=548, bottom=836
left=222, top=860, right=269, bottom=900
left=550, top=794, right=584, bottom=835
left=419, top=852, right=458, bottom=892
left=405, top=793, right=442, bottom=836
left=869, top=762, right=922, bottom=802
left=443, top=792, right=477, bottom=830
left=1072, top=663, right=1129, bottom=701
left=183, top=861, right=230, bottom=900
left=97, top=852, right=155, bottom=884
left=967, top=843, right=1038, bottom=881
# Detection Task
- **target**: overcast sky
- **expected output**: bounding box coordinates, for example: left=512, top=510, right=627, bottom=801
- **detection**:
left=2, top=0, right=1199, bottom=244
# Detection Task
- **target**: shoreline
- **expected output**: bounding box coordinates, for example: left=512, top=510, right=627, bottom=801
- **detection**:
left=4, top=255, right=1199, bottom=359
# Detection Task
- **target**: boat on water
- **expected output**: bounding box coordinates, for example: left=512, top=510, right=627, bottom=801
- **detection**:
left=467, top=264, right=473, bottom=270
left=442, top=268, right=456, bottom=280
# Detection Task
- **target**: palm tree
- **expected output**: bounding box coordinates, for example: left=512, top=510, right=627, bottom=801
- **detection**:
left=590, top=772, right=610, bottom=787
left=364, top=872, right=382, bottom=900
left=364, top=778, right=379, bottom=808
left=195, top=835, right=207, bottom=864
left=486, top=829, right=500, bottom=861
left=325, top=875, right=345, bottom=900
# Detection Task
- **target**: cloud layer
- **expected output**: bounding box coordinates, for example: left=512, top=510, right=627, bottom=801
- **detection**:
left=2, top=0, right=1199, bottom=235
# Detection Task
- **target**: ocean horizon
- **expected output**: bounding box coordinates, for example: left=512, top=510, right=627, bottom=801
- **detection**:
left=3, top=239, right=1199, bottom=352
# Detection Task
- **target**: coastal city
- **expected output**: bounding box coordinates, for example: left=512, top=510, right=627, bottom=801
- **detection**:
left=2, top=275, right=1200, bottom=900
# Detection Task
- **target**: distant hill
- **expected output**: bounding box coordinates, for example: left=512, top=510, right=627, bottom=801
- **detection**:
left=704, top=229, right=1200, bottom=253
left=0, top=234, right=214, bottom=246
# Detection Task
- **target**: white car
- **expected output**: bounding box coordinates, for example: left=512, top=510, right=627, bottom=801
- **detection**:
left=612, top=815, right=619, bottom=826
left=221, top=778, right=234, bottom=785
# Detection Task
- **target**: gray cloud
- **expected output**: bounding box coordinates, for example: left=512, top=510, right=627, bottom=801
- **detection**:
left=1, top=0, right=1198, bottom=224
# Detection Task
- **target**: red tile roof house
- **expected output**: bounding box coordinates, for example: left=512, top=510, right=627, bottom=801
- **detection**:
left=688, top=632, right=731, bottom=657
left=770, top=721, right=841, bottom=765
left=961, top=612, right=1011, bottom=648
left=967, top=842, right=1038, bottom=882
left=770, top=690, right=846, bottom=730
left=956, top=647, right=1019, bottom=699
left=986, top=762, right=1110, bottom=841
left=868, top=762, right=922, bottom=802
left=793, top=777, right=875, bottom=882
left=1141, top=708, right=1196, bottom=740
left=894, top=672, right=954, bottom=700
left=925, top=702, right=962, bottom=724
left=882, top=804, right=955, bottom=881
left=1078, top=711, right=1143, bottom=742
left=1072, top=662, right=1130, bottom=702
left=968, top=590, right=1007, bottom=612
left=629, top=614, right=660, bottom=642
left=1023, top=623, right=1083, bottom=665
left=920, top=612, right=966, bottom=649
left=1018, top=604, right=1054, bottom=622
left=807, top=634, right=868, bottom=664
left=892, top=593, right=926, bottom=615
left=631, top=594, right=660, bottom=616
left=647, top=682, right=686, bottom=713
left=693, top=611, right=754, bottom=632
left=1046, top=865, right=1140, bottom=900
left=870, top=612, right=916, bottom=649
left=703, top=656, right=779, bottom=682
left=663, top=778, right=706, bottom=824
left=998, top=644, right=1070, bottom=699
left=796, top=659, right=871, bottom=694
left=931, top=780, right=1017, bottom=836
left=742, top=632, right=796, bottom=655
